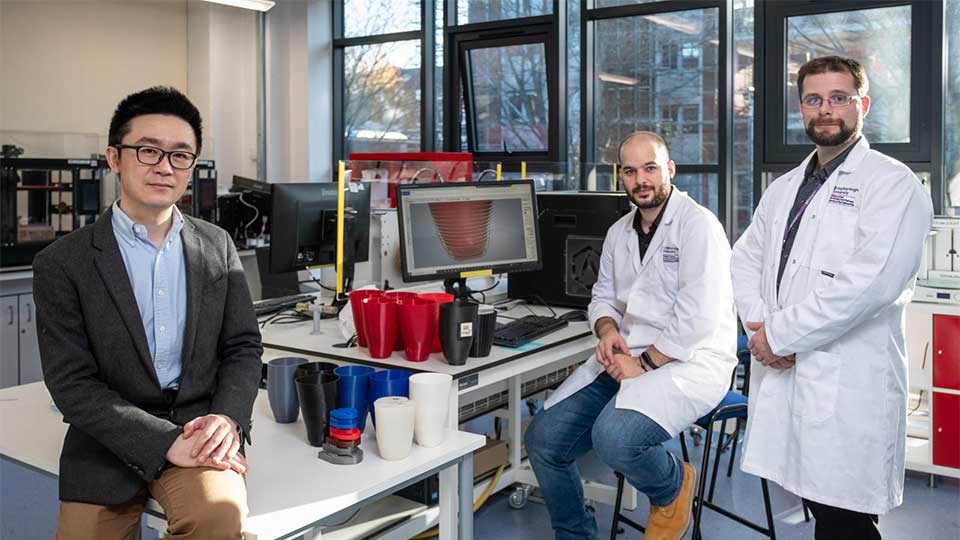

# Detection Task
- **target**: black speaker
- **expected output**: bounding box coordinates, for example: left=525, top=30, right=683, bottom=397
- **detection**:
left=508, top=192, right=632, bottom=308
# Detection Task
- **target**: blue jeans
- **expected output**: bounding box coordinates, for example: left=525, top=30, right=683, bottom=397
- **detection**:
left=524, top=372, right=683, bottom=540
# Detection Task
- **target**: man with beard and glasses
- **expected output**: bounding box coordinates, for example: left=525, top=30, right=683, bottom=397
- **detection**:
left=525, top=131, right=737, bottom=540
left=731, top=56, right=932, bottom=540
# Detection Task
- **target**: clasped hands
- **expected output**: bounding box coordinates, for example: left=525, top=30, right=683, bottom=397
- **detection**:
left=745, top=321, right=795, bottom=370
left=165, top=414, right=247, bottom=474
left=595, top=321, right=647, bottom=382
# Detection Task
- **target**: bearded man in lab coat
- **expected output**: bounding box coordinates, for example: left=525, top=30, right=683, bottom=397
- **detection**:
left=524, top=131, right=737, bottom=540
left=731, top=56, right=933, bottom=540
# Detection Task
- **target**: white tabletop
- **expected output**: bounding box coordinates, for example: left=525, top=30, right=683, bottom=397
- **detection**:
left=0, top=382, right=486, bottom=540
left=259, top=303, right=594, bottom=384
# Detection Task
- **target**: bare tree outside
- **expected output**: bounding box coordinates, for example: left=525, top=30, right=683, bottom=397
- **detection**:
left=342, top=0, right=422, bottom=156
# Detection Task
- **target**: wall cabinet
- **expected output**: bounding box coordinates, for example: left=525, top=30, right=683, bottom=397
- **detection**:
left=0, top=293, right=41, bottom=388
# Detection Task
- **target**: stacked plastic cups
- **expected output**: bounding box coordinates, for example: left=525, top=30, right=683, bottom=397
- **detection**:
left=349, top=289, right=457, bottom=363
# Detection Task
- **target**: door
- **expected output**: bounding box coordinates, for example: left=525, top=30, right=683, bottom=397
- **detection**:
left=933, top=314, right=960, bottom=390
left=0, top=296, right=17, bottom=388
left=18, top=293, right=42, bottom=384
left=932, top=392, right=960, bottom=469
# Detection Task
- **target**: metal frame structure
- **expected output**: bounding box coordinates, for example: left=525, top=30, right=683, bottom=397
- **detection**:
left=754, top=0, right=945, bottom=213
left=580, top=0, right=735, bottom=235
left=333, top=0, right=952, bottom=231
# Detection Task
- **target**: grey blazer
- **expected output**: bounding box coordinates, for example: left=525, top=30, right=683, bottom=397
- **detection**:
left=33, top=208, right=263, bottom=505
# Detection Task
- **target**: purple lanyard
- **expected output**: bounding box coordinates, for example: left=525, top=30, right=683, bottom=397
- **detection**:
left=782, top=175, right=827, bottom=243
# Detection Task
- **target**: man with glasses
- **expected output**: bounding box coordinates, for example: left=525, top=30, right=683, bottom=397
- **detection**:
left=525, top=131, right=737, bottom=540
left=33, top=86, right=262, bottom=539
left=731, top=57, right=933, bottom=539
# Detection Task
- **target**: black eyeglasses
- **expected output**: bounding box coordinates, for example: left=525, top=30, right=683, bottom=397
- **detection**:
left=113, top=144, right=197, bottom=170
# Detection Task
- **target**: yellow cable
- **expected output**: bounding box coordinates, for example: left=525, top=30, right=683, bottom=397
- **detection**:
left=410, top=463, right=507, bottom=540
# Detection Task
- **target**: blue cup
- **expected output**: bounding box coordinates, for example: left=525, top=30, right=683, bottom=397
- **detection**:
left=368, top=369, right=412, bottom=426
left=334, top=365, right=376, bottom=432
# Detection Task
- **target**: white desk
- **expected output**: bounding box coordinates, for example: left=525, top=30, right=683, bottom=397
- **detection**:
left=257, top=302, right=623, bottom=524
left=0, top=382, right=485, bottom=540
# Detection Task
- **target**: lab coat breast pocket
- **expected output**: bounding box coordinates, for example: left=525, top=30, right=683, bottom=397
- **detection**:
left=811, top=205, right=858, bottom=268
left=793, top=350, right=841, bottom=423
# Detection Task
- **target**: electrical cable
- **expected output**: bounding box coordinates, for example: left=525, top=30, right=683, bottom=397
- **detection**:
left=237, top=193, right=260, bottom=240
left=908, top=341, right=930, bottom=416
left=528, top=294, right=558, bottom=318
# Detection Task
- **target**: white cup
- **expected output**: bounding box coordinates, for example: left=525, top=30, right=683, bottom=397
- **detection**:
left=409, top=373, right=453, bottom=448
left=374, top=396, right=415, bottom=460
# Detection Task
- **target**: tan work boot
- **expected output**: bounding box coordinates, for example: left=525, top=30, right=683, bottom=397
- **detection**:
left=644, top=462, right=697, bottom=540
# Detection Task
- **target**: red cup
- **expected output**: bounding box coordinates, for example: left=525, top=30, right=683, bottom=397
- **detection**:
left=418, top=293, right=455, bottom=353
left=361, top=296, right=398, bottom=359
left=349, top=289, right=384, bottom=347
left=385, top=292, right=419, bottom=350
left=397, top=299, right=438, bottom=362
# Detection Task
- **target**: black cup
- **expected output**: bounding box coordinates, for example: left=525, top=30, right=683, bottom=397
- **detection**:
left=439, top=300, right=479, bottom=366
left=295, top=361, right=339, bottom=381
left=295, top=372, right=340, bottom=447
left=469, top=307, right=497, bottom=358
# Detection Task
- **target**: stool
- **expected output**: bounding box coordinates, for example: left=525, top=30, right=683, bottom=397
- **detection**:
left=682, top=392, right=776, bottom=540
left=609, top=391, right=777, bottom=539
left=610, top=472, right=645, bottom=539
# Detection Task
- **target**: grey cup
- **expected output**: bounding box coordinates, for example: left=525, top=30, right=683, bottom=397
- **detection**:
left=267, top=357, right=308, bottom=423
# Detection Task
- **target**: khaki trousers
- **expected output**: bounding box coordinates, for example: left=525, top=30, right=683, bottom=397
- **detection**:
left=56, top=466, right=247, bottom=540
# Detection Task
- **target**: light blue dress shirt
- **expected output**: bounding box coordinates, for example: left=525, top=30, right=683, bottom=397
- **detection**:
left=112, top=201, right=187, bottom=390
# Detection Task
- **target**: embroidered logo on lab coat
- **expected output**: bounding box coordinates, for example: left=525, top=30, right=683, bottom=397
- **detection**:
left=663, top=245, right=679, bottom=264
left=828, top=186, right=860, bottom=209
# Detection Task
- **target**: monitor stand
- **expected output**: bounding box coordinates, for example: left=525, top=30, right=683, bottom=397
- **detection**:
left=443, top=278, right=473, bottom=301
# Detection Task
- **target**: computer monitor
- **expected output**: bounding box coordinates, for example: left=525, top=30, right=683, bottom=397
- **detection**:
left=269, top=182, right=371, bottom=275
left=396, top=180, right=541, bottom=292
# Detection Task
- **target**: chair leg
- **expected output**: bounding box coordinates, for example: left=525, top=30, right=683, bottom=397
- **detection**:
left=761, top=478, right=777, bottom=540
left=707, top=419, right=727, bottom=502
left=802, top=500, right=811, bottom=522
left=692, top=420, right=714, bottom=540
left=610, top=473, right=625, bottom=540
left=726, top=420, right=741, bottom=478
left=680, top=431, right=690, bottom=463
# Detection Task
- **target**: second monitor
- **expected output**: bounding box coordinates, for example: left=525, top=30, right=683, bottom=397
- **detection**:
left=270, top=182, right=371, bottom=275
left=396, top=180, right=541, bottom=287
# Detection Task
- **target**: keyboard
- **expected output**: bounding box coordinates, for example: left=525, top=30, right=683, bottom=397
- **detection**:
left=253, top=294, right=316, bottom=317
left=493, top=315, right=569, bottom=348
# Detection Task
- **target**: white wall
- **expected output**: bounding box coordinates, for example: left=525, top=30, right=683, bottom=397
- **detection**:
left=266, top=0, right=332, bottom=183
left=0, top=0, right=189, bottom=155
left=0, top=0, right=333, bottom=190
left=188, top=1, right=259, bottom=187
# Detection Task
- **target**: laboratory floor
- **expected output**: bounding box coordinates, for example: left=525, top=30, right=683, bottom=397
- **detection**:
left=471, top=433, right=960, bottom=540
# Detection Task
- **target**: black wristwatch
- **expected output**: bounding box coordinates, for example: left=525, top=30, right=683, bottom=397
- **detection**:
left=640, top=351, right=659, bottom=371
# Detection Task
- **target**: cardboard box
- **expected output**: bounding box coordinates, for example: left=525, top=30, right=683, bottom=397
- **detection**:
left=395, top=437, right=509, bottom=506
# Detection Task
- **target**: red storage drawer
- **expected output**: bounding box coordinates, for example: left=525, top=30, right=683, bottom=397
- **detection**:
left=933, top=315, right=960, bottom=391
left=933, top=392, right=960, bottom=469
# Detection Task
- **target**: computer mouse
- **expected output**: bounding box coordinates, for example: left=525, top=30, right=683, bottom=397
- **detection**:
left=560, top=310, right=588, bottom=322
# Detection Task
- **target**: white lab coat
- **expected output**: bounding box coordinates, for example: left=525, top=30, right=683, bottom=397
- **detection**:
left=544, top=190, right=737, bottom=436
left=731, top=138, right=933, bottom=515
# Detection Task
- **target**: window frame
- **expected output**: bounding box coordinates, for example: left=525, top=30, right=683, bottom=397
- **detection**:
left=443, top=13, right=567, bottom=169
left=754, top=0, right=944, bottom=214
left=760, top=0, right=935, bottom=165
left=582, top=0, right=735, bottom=235
left=332, top=0, right=437, bottom=165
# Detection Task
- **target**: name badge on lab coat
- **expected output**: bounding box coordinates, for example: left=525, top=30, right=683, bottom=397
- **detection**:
left=828, top=186, right=860, bottom=209
left=663, top=245, right=680, bottom=264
